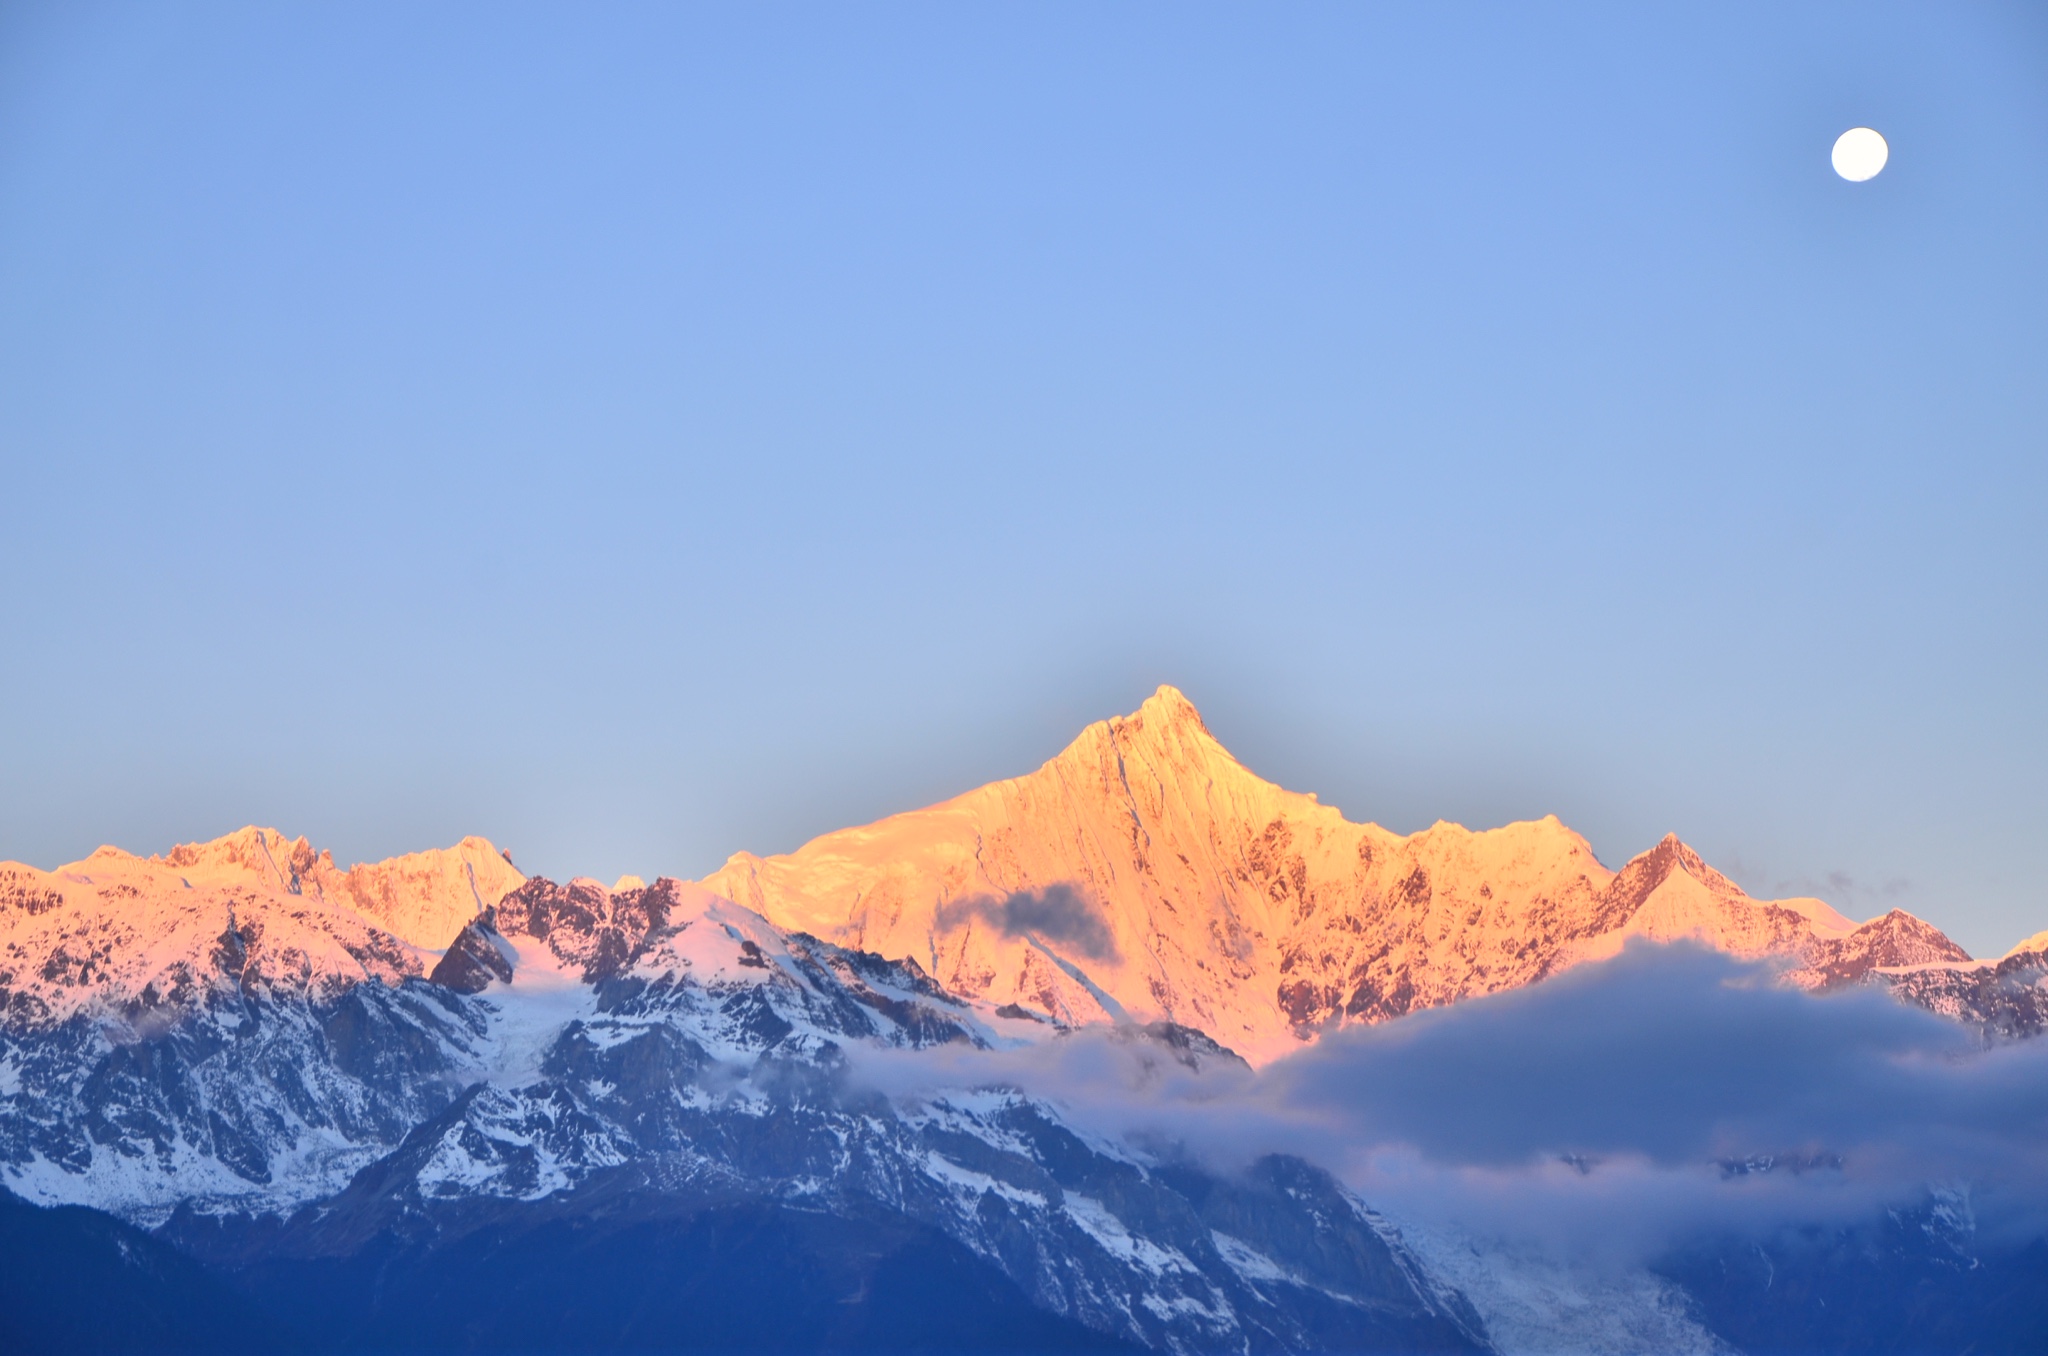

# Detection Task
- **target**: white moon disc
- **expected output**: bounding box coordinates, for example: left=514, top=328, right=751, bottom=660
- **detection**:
left=1831, top=127, right=1888, bottom=181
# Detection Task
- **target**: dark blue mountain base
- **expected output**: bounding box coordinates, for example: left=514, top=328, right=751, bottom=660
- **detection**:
left=1655, top=1202, right=2048, bottom=1356
left=156, top=1143, right=1489, bottom=1355
left=16, top=1180, right=2048, bottom=1356
left=0, top=1189, right=285, bottom=1353
left=2, top=1187, right=1129, bottom=1354
left=244, top=1201, right=1140, bottom=1353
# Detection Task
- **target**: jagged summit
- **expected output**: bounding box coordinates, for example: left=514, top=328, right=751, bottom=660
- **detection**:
left=0, top=830, right=525, bottom=1027
left=702, top=687, right=1945, bottom=1063
left=1038, top=683, right=1279, bottom=812
left=154, top=825, right=315, bottom=880
left=1609, top=833, right=1744, bottom=907
left=1120, top=684, right=1211, bottom=737
left=136, top=826, right=524, bottom=948
left=1825, top=910, right=1973, bottom=980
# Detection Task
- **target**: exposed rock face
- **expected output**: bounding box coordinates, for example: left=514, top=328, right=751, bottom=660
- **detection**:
left=701, top=687, right=1943, bottom=1061
left=426, top=913, right=515, bottom=993
left=0, top=969, right=491, bottom=1220
left=0, top=861, right=995, bottom=1224
left=209, top=1098, right=1488, bottom=1355
left=491, top=875, right=690, bottom=984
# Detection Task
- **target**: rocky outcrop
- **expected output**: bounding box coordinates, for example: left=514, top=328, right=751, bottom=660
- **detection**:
left=426, top=913, right=514, bottom=993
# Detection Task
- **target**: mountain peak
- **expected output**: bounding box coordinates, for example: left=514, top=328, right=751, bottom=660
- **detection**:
left=1603, top=833, right=1744, bottom=919
left=1038, top=683, right=1266, bottom=806
left=1068, top=684, right=1220, bottom=767
left=1864, top=908, right=1972, bottom=959
left=1131, top=684, right=1206, bottom=733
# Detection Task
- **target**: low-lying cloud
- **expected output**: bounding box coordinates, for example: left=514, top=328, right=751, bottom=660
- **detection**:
left=847, top=941, right=2048, bottom=1257
left=935, top=884, right=1119, bottom=962
left=1272, top=943, right=2045, bottom=1168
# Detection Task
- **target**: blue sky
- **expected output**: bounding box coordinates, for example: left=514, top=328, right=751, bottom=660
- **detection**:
left=2, top=3, right=2043, bottom=953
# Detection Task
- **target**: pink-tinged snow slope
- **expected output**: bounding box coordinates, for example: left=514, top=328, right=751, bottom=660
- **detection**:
left=0, top=828, right=523, bottom=1028
left=699, top=686, right=1974, bottom=1063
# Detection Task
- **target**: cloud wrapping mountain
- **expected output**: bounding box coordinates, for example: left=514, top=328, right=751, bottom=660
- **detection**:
left=1275, top=944, right=2048, bottom=1172
left=847, top=943, right=2048, bottom=1259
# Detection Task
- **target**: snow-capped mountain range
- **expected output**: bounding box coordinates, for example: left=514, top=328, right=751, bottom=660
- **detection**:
left=1, top=686, right=2040, bottom=1353
left=3, top=687, right=2021, bottom=1061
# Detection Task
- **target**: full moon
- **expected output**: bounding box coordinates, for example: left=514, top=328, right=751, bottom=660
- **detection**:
left=1832, top=127, right=1888, bottom=181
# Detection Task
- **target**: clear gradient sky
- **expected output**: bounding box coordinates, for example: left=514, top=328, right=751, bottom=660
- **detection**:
left=2, top=3, right=2043, bottom=954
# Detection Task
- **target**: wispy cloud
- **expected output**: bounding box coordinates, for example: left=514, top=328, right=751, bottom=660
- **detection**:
left=934, top=884, right=1119, bottom=962
left=1717, top=852, right=1917, bottom=921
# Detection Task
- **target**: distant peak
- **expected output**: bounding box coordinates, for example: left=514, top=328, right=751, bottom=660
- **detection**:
left=1865, top=908, right=1969, bottom=949
left=1646, top=832, right=1710, bottom=865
